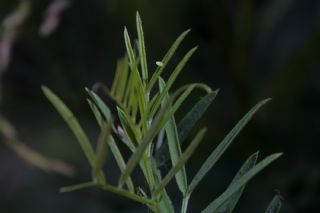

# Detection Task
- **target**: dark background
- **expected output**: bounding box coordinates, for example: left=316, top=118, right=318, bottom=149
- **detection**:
left=0, top=0, right=319, bottom=212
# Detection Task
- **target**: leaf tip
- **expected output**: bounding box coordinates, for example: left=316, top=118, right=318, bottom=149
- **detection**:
left=84, top=87, right=90, bottom=93
left=274, top=152, right=283, bottom=158
left=136, top=11, right=141, bottom=20
left=124, top=26, right=128, bottom=34
left=59, top=187, right=68, bottom=193
left=192, top=45, right=199, bottom=51
left=41, top=85, right=49, bottom=92
left=262, top=98, right=272, bottom=104
left=183, top=28, right=192, bottom=35
left=213, top=88, right=220, bottom=95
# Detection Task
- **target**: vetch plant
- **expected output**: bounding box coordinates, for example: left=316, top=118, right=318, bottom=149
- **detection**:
left=42, top=12, right=283, bottom=213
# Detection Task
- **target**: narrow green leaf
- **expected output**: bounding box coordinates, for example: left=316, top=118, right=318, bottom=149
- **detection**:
left=62, top=182, right=155, bottom=207
left=115, top=57, right=130, bottom=101
left=90, top=83, right=128, bottom=112
left=159, top=78, right=188, bottom=195
left=109, top=138, right=135, bottom=192
left=154, top=128, right=207, bottom=196
left=136, top=12, right=148, bottom=83
left=88, top=101, right=134, bottom=192
left=155, top=90, right=218, bottom=166
left=150, top=46, right=198, bottom=118
left=188, top=98, right=271, bottom=194
left=118, top=102, right=168, bottom=188
left=124, top=27, right=137, bottom=69
left=123, top=71, right=134, bottom=108
left=147, top=29, right=191, bottom=92
left=216, top=151, right=259, bottom=212
left=158, top=189, right=175, bottom=213
left=111, top=57, right=128, bottom=98
left=152, top=166, right=175, bottom=213
left=87, top=89, right=135, bottom=152
left=60, top=181, right=96, bottom=193
left=131, top=68, right=148, bottom=132
left=92, top=121, right=112, bottom=184
left=42, top=86, right=105, bottom=182
left=87, top=99, right=103, bottom=127
left=86, top=88, right=112, bottom=121
left=201, top=153, right=283, bottom=213
left=178, top=91, right=218, bottom=143
left=98, top=183, right=156, bottom=207
left=42, top=86, right=96, bottom=166
left=265, top=195, right=282, bottom=213
left=117, top=107, right=140, bottom=145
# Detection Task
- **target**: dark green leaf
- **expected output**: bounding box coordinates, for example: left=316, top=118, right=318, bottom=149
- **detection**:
left=201, top=153, right=282, bottom=213
left=188, top=99, right=271, bottom=194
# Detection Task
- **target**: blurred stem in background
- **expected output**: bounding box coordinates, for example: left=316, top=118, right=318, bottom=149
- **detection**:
left=0, top=0, right=73, bottom=178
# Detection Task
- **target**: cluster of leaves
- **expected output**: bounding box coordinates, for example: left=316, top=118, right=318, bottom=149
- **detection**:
left=42, top=12, right=282, bottom=213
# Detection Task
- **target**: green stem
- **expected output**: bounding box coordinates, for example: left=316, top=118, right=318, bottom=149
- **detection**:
left=181, top=195, right=190, bottom=213
left=98, top=184, right=155, bottom=207
left=60, top=181, right=156, bottom=209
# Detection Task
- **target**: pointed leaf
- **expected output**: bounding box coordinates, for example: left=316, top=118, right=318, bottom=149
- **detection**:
left=149, top=46, right=198, bottom=118
left=265, top=195, right=282, bottom=213
left=42, top=86, right=96, bottom=166
left=42, top=86, right=106, bottom=183
left=216, top=151, right=259, bottom=212
left=178, top=91, right=218, bottom=143
left=124, top=27, right=137, bottom=69
left=87, top=99, right=103, bottom=127
left=188, top=99, right=271, bottom=194
left=136, top=12, right=148, bottom=83
left=147, top=29, right=191, bottom=92
left=201, top=153, right=283, bottom=213
left=86, top=89, right=112, bottom=121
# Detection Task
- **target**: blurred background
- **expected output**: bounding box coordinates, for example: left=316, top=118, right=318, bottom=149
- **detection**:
left=0, top=0, right=319, bottom=212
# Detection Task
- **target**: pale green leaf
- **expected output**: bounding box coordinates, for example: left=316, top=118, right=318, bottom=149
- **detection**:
left=87, top=99, right=103, bottom=127
left=131, top=68, right=148, bottom=132
left=149, top=46, right=198, bottom=118
left=159, top=78, right=188, bottom=195
left=124, top=27, right=137, bottom=69
left=147, top=29, right=191, bottom=92
left=42, top=86, right=105, bottom=182
left=114, top=57, right=129, bottom=101
left=86, top=88, right=112, bottom=121
left=136, top=12, right=148, bottom=83
left=42, top=86, right=96, bottom=166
